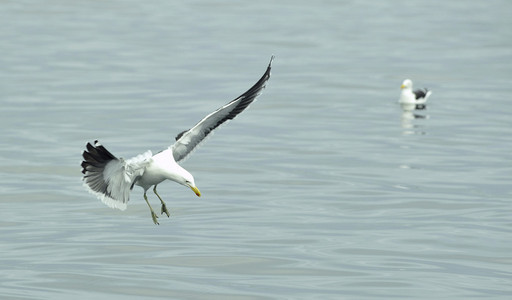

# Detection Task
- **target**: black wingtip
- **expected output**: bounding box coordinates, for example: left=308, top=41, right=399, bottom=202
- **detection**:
left=267, top=55, right=274, bottom=76
left=81, top=140, right=117, bottom=173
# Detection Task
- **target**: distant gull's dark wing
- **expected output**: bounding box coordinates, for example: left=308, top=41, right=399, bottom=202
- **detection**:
left=413, top=88, right=429, bottom=100
left=171, top=56, right=273, bottom=163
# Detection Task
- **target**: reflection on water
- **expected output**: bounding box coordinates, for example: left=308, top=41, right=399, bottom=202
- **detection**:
left=400, top=103, right=429, bottom=135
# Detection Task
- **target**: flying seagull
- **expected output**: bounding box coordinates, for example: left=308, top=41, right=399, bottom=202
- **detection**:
left=81, top=56, right=273, bottom=224
left=399, top=79, right=432, bottom=110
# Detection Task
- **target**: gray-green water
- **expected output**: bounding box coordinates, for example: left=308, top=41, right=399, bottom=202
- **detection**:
left=1, top=1, right=511, bottom=299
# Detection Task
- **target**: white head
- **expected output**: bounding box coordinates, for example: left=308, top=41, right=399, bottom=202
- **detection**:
left=400, top=79, right=413, bottom=90
left=168, top=164, right=201, bottom=197
left=178, top=169, right=201, bottom=197
left=151, top=148, right=201, bottom=197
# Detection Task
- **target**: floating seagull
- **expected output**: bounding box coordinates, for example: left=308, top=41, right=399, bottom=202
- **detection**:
left=399, top=79, right=431, bottom=110
left=81, top=56, right=273, bottom=224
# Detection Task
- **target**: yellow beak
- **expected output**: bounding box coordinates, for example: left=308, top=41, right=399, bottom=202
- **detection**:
left=190, top=185, right=201, bottom=197
left=400, top=84, right=406, bottom=89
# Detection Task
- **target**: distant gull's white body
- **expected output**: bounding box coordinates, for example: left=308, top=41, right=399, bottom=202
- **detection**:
left=399, top=79, right=431, bottom=110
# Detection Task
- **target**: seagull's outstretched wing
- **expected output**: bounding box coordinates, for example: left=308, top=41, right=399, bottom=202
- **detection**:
left=171, top=56, right=273, bottom=163
left=81, top=141, right=152, bottom=210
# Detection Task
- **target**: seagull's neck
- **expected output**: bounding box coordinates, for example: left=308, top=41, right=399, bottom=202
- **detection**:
left=151, top=149, right=188, bottom=181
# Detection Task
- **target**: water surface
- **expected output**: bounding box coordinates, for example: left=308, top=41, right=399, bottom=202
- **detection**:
left=1, top=1, right=511, bottom=299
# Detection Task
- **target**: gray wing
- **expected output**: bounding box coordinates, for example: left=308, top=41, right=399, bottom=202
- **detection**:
left=171, top=56, right=273, bottom=162
left=81, top=141, right=152, bottom=210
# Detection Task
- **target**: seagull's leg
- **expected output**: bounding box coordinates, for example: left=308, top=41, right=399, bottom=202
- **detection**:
left=153, top=185, right=170, bottom=217
left=144, top=191, right=159, bottom=225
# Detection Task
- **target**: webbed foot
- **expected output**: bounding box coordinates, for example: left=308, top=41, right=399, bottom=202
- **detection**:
left=151, top=211, right=160, bottom=225
left=161, top=203, right=170, bottom=217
